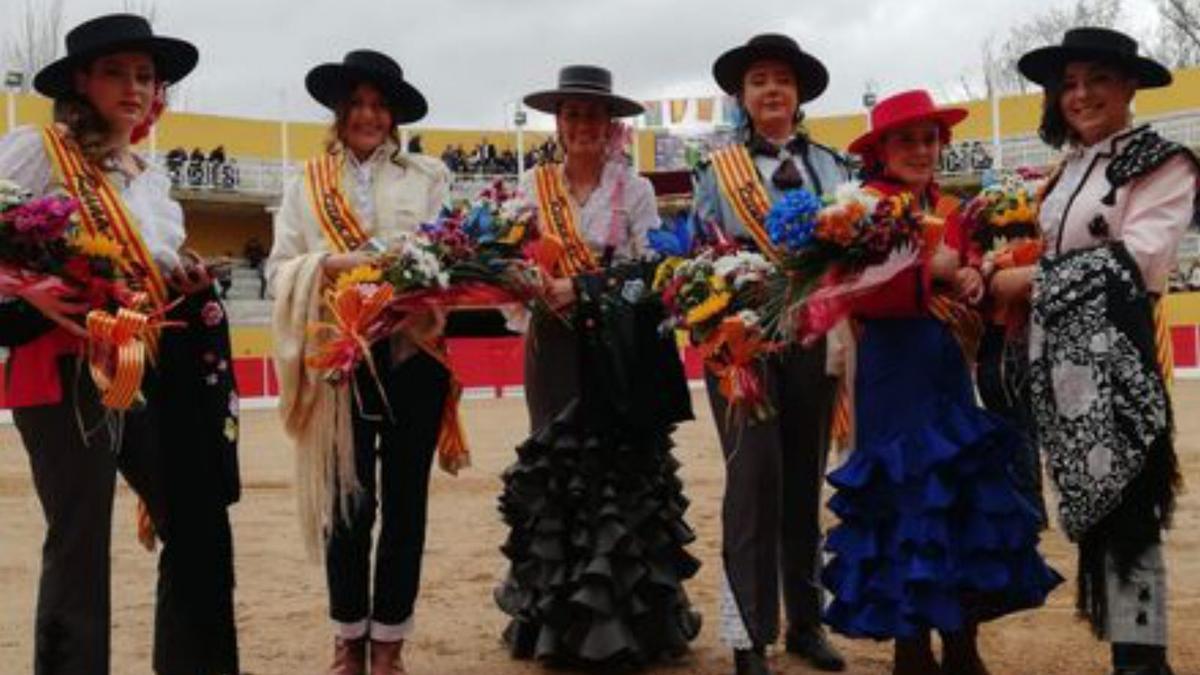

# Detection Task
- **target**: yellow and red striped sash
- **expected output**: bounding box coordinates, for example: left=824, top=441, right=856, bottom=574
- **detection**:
left=709, top=145, right=782, bottom=264
left=303, top=152, right=371, bottom=252
left=1155, top=301, right=1174, bottom=393
left=305, top=151, right=469, bottom=474
left=41, top=126, right=168, bottom=308
left=531, top=164, right=598, bottom=276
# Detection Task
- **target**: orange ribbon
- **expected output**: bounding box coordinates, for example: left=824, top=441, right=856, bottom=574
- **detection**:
left=85, top=305, right=156, bottom=410
left=700, top=317, right=777, bottom=423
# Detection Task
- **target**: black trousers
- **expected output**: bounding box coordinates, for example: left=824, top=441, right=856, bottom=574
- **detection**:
left=705, top=342, right=836, bottom=647
left=14, top=358, right=237, bottom=675
left=326, top=351, right=449, bottom=632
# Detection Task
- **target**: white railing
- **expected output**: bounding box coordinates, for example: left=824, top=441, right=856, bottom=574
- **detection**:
left=149, top=153, right=517, bottom=202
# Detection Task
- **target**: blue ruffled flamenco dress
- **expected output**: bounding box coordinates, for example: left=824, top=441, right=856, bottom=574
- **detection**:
left=822, top=317, right=1062, bottom=639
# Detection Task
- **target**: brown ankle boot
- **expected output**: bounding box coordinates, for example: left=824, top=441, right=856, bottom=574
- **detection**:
left=329, top=637, right=367, bottom=675
left=370, top=639, right=406, bottom=675
left=893, top=634, right=939, bottom=675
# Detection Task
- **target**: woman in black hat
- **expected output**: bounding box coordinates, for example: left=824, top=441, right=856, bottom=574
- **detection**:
left=989, top=27, right=1199, bottom=675
left=267, top=49, right=451, bottom=675
left=691, top=34, right=849, bottom=675
left=492, top=64, right=701, bottom=669
left=0, top=13, right=240, bottom=675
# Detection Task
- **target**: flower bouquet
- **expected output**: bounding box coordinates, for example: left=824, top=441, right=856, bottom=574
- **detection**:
left=957, top=178, right=1043, bottom=330
left=654, top=247, right=780, bottom=422
left=0, top=179, right=178, bottom=410
left=768, top=183, right=930, bottom=342
left=959, top=180, right=1042, bottom=278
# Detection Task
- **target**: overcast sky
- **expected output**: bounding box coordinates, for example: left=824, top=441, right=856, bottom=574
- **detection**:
left=2, top=0, right=1163, bottom=130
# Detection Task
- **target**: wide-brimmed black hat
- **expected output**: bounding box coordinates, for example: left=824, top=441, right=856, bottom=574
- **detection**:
left=712, top=33, right=829, bottom=102
left=305, top=50, right=428, bottom=124
left=523, top=65, right=643, bottom=117
left=34, top=13, right=198, bottom=98
left=1018, top=27, right=1172, bottom=89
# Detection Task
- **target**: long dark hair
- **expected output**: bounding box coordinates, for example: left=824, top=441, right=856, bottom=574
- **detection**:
left=324, top=81, right=402, bottom=154
left=1037, top=78, right=1074, bottom=150
left=52, top=93, right=113, bottom=163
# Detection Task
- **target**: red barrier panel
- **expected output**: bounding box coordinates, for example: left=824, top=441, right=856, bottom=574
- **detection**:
left=1172, top=325, right=1198, bottom=369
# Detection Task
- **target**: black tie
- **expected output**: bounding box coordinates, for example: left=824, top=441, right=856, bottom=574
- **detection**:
left=747, top=134, right=806, bottom=190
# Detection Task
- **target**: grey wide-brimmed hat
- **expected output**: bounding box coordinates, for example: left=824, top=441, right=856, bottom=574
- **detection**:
left=1018, top=27, right=1171, bottom=89
left=712, top=33, right=829, bottom=102
left=523, top=65, right=643, bottom=117
left=34, top=13, right=198, bottom=98
left=306, top=50, right=428, bottom=124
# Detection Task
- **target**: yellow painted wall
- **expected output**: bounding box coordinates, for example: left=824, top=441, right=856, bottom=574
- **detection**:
left=182, top=207, right=273, bottom=258
left=231, top=325, right=273, bottom=358
left=807, top=112, right=869, bottom=150
left=1166, top=291, right=1200, bottom=326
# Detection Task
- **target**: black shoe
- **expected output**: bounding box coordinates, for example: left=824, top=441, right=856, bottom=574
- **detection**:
left=786, top=627, right=847, bottom=672
left=1112, top=643, right=1172, bottom=675
left=734, top=647, right=774, bottom=675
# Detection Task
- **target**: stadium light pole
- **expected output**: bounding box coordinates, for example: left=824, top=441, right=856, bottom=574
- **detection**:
left=514, top=104, right=527, bottom=179
left=987, top=65, right=1003, bottom=170
left=4, top=70, right=23, bottom=133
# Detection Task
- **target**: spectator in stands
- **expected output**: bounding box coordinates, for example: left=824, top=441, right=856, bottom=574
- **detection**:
left=166, top=145, right=187, bottom=185
left=216, top=250, right=234, bottom=299
left=407, top=133, right=423, bottom=154
left=187, top=146, right=206, bottom=187
left=209, top=144, right=226, bottom=164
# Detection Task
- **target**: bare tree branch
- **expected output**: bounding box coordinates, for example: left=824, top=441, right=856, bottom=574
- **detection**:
left=3, top=0, right=64, bottom=91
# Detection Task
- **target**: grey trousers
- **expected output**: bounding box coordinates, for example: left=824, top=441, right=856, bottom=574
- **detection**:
left=1104, top=543, right=1168, bottom=646
left=705, top=341, right=836, bottom=647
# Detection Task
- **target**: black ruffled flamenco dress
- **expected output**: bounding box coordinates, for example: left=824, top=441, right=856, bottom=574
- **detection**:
left=495, top=264, right=702, bottom=668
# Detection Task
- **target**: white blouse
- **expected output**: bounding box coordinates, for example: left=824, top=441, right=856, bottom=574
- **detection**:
left=0, top=125, right=186, bottom=274
left=518, top=159, right=660, bottom=263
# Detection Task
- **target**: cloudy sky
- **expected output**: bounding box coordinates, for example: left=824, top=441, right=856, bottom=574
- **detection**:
left=3, top=0, right=1162, bottom=129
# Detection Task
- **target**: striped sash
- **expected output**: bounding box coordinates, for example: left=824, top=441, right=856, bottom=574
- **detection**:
left=531, top=164, right=597, bottom=276
left=709, top=145, right=782, bottom=263
left=41, top=126, right=168, bottom=308
left=303, top=152, right=371, bottom=253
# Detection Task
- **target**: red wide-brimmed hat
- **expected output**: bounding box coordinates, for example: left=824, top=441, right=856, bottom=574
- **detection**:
left=847, top=90, right=968, bottom=156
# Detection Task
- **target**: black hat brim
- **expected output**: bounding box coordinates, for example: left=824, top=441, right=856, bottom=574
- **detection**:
left=523, top=88, right=644, bottom=117
left=1018, top=46, right=1172, bottom=89
left=34, top=35, right=198, bottom=98
left=712, top=43, right=829, bottom=102
left=305, top=63, right=428, bottom=124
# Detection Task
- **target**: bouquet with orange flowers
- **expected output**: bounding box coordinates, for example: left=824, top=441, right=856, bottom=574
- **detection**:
left=959, top=181, right=1043, bottom=278
left=767, top=183, right=929, bottom=342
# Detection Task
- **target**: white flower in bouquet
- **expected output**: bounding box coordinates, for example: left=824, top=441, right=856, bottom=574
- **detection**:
left=737, top=309, right=761, bottom=327
left=714, top=250, right=773, bottom=288
left=0, top=179, right=31, bottom=210
left=833, top=180, right=879, bottom=212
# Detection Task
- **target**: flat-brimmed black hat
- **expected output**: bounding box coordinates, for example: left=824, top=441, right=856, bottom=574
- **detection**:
left=305, top=50, right=428, bottom=124
left=34, top=13, right=198, bottom=98
left=1018, top=27, right=1171, bottom=89
left=712, top=33, right=829, bottom=102
left=523, top=65, right=643, bottom=117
